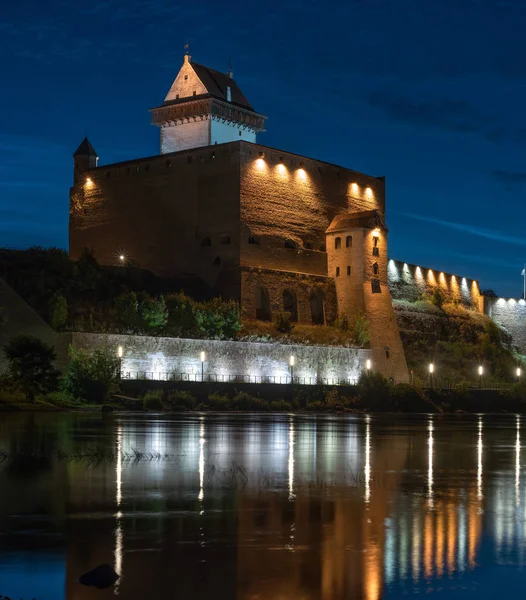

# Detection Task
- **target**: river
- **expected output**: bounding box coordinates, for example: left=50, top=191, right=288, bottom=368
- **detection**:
left=0, top=412, right=523, bottom=598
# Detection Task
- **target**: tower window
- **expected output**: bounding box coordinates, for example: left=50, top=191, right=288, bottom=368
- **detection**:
left=335, top=237, right=341, bottom=249
left=285, top=239, right=298, bottom=249
left=187, top=155, right=193, bottom=163
left=319, top=243, right=326, bottom=252
left=144, top=164, right=150, bottom=171
left=347, top=266, right=351, bottom=276
left=336, top=267, right=340, bottom=277
left=248, top=235, right=260, bottom=245
left=193, top=90, right=196, bottom=96
left=239, top=130, right=242, bottom=136
left=176, top=94, right=180, bottom=99
left=372, top=247, right=379, bottom=256
left=184, top=75, right=188, bottom=80
left=220, top=234, right=231, bottom=245
left=373, top=236, right=379, bottom=247
left=346, top=236, right=352, bottom=248
left=201, top=237, right=212, bottom=247
left=373, top=262, right=379, bottom=275
left=166, top=160, right=171, bottom=168
left=212, top=256, right=221, bottom=266
left=371, top=279, right=381, bottom=293
left=305, top=242, right=313, bottom=250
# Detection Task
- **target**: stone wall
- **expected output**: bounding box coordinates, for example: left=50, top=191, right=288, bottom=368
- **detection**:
left=388, top=259, right=482, bottom=311
left=69, top=332, right=371, bottom=385
left=485, top=297, right=526, bottom=353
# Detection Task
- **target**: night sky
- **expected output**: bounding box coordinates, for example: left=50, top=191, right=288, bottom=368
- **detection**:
left=2, top=0, right=526, bottom=296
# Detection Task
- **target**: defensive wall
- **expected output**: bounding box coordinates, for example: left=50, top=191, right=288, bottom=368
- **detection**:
left=485, top=297, right=526, bottom=353
left=69, top=332, right=371, bottom=385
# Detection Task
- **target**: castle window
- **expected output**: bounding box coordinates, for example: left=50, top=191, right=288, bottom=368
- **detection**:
left=347, top=266, right=351, bottom=276
left=285, top=239, right=298, bottom=249
left=239, top=130, right=242, bottom=136
left=336, top=267, right=340, bottom=277
left=220, top=235, right=231, bottom=245
left=193, top=90, right=196, bottom=96
left=373, top=236, right=379, bottom=247
left=371, top=278, right=381, bottom=293
left=176, top=94, right=180, bottom=99
left=373, top=262, right=379, bottom=275
left=319, top=243, right=326, bottom=252
left=255, top=286, right=271, bottom=321
left=166, top=160, right=171, bottom=168
left=248, top=235, right=260, bottom=245
left=201, top=237, right=212, bottom=247
left=346, top=236, right=352, bottom=248
left=310, top=291, right=325, bottom=325
left=126, top=168, right=130, bottom=174
left=385, top=347, right=390, bottom=359
left=106, top=171, right=111, bottom=178
left=335, top=237, right=341, bottom=249
left=184, top=75, right=188, bottom=80
left=144, top=164, right=150, bottom=171
left=212, top=256, right=221, bottom=266
left=305, top=242, right=313, bottom=250
left=187, top=156, right=193, bottom=163
left=283, top=289, right=298, bottom=322
left=372, top=247, right=379, bottom=256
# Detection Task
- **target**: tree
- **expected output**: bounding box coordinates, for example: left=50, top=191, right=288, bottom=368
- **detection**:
left=115, top=291, right=139, bottom=331
left=48, top=292, right=68, bottom=330
left=139, top=294, right=168, bottom=332
left=353, top=311, right=371, bottom=347
left=62, top=346, right=120, bottom=403
left=3, top=335, right=59, bottom=401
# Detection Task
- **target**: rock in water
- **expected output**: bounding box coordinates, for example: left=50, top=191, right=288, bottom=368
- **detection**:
left=79, top=564, right=119, bottom=589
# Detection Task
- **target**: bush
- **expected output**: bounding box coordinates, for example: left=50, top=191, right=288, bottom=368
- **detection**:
left=357, top=371, right=392, bottom=406
left=115, top=292, right=139, bottom=331
left=391, top=383, right=429, bottom=411
left=143, top=389, right=164, bottom=410
left=39, top=390, right=80, bottom=408
left=48, top=292, right=68, bottom=330
left=269, top=399, right=293, bottom=411
left=274, top=311, right=294, bottom=334
left=3, top=335, right=59, bottom=402
left=206, top=392, right=231, bottom=410
left=62, top=346, right=120, bottom=403
left=353, top=312, right=371, bottom=346
left=164, top=390, right=197, bottom=410
left=430, top=288, right=445, bottom=309
left=194, top=298, right=241, bottom=339
left=232, top=391, right=267, bottom=411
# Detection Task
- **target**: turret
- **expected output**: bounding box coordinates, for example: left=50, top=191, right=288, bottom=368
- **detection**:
left=73, top=137, right=98, bottom=185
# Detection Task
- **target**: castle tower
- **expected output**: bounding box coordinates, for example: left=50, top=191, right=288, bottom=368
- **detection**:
left=326, top=211, right=409, bottom=383
left=150, top=54, right=266, bottom=154
left=73, top=137, right=98, bottom=185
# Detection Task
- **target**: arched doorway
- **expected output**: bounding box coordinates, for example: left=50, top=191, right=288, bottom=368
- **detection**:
left=283, top=289, right=298, bottom=322
left=310, top=291, right=325, bottom=325
left=255, top=286, right=271, bottom=321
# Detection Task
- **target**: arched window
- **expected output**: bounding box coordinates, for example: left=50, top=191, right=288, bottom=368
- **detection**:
left=285, top=239, right=298, bottom=249
left=373, top=262, right=379, bottom=275
left=335, top=237, right=341, bottom=249
left=201, top=237, right=211, bottom=247
left=310, top=291, right=325, bottom=325
left=283, top=289, right=298, bottom=322
left=346, top=236, right=352, bottom=248
left=255, top=286, right=271, bottom=321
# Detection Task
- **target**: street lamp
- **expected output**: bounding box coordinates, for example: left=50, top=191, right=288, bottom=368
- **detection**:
left=478, top=365, right=483, bottom=388
left=429, top=363, right=434, bottom=388
left=117, top=346, right=123, bottom=379
left=517, top=367, right=522, bottom=381
left=366, top=359, right=372, bottom=371
left=289, top=355, right=295, bottom=382
left=200, top=351, right=206, bottom=382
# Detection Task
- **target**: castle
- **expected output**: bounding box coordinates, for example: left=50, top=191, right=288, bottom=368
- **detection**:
left=69, top=54, right=525, bottom=383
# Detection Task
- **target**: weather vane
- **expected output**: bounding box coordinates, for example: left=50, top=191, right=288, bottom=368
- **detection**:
left=184, top=40, right=189, bottom=55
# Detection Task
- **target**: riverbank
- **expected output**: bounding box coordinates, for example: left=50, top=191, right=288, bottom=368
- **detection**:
left=2, top=379, right=526, bottom=414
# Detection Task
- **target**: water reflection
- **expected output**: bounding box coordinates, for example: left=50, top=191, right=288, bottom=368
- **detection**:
left=0, top=413, right=525, bottom=598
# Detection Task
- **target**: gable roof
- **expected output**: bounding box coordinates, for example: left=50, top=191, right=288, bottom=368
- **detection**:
left=189, top=62, right=254, bottom=111
left=74, top=137, right=98, bottom=157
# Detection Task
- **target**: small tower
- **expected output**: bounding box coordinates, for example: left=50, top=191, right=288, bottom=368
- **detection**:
left=326, top=210, right=409, bottom=383
left=73, top=137, right=98, bottom=185
left=150, top=54, right=266, bottom=154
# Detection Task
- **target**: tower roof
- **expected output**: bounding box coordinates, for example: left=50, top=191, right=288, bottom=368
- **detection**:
left=74, top=137, right=98, bottom=157
left=188, top=62, right=253, bottom=110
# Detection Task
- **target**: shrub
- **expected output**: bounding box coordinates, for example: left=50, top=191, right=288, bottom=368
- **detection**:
left=165, top=292, right=197, bottom=336
left=206, top=392, right=231, bottom=410
left=62, top=346, right=120, bottom=403
left=232, top=391, right=267, bottom=411
left=391, top=383, right=428, bottom=412
left=430, top=288, right=445, bottom=309
left=3, top=335, right=59, bottom=402
left=357, top=371, right=392, bottom=406
left=143, top=389, right=164, bottom=410
left=274, top=311, right=294, bottom=334
left=164, top=390, right=197, bottom=410
left=48, top=292, right=68, bottom=330
left=353, top=311, right=371, bottom=346
left=194, top=298, right=241, bottom=339
left=269, top=399, right=293, bottom=411
left=39, top=390, right=79, bottom=408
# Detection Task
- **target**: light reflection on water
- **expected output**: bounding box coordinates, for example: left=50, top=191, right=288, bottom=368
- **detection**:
left=0, top=413, right=526, bottom=598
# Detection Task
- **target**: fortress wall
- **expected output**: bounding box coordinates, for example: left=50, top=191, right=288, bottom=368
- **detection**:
left=239, top=143, right=385, bottom=268
left=69, top=143, right=242, bottom=288
left=240, top=267, right=337, bottom=325
left=485, top=297, right=526, bottom=353
left=69, top=332, right=371, bottom=385
left=388, top=259, right=482, bottom=310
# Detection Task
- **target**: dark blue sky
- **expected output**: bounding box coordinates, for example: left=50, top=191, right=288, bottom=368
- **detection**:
left=1, top=0, right=526, bottom=296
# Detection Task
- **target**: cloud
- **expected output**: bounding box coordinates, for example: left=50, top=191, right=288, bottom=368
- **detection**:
left=398, top=211, right=526, bottom=246
left=365, top=89, right=494, bottom=135
left=490, top=170, right=526, bottom=185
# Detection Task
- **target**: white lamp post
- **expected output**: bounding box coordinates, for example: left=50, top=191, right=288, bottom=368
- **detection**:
left=117, top=346, right=123, bottom=378
left=429, top=363, right=434, bottom=388
left=366, top=359, right=372, bottom=371
left=289, top=355, right=295, bottom=382
left=200, top=351, right=206, bottom=382
left=478, top=365, right=483, bottom=388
